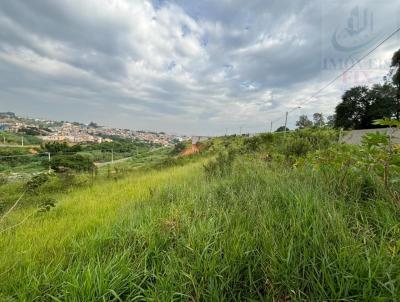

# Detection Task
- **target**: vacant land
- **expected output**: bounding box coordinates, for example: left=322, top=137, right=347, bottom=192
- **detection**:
left=0, top=130, right=399, bottom=301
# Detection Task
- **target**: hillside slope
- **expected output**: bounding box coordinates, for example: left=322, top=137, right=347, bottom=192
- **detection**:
left=1, top=131, right=400, bottom=301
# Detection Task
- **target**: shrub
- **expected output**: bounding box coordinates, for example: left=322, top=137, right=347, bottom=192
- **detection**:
left=170, top=142, right=187, bottom=156
left=43, top=142, right=82, bottom=154
left=203, top=150, right=236, bottom=178
left=38, top=198, right=57, bottom=212
left=25, top=173, right=51, bottom=194
left=49, top=154, right=95, bottom=173
left=243, top=137, right=261, bottom=152
left=259, top=132, right=275, bottom=144
left=284, top=137, right=312, bottom=157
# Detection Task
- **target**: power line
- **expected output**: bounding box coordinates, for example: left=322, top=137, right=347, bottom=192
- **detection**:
left=291, top=24, right=400, bottom=112
left=266, top=24, right=400, bottom=129
left=0, top=153, right=47, bottom=159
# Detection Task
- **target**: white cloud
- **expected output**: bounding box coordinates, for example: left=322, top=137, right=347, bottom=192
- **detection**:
left=0, top=0, right=399, bottom=134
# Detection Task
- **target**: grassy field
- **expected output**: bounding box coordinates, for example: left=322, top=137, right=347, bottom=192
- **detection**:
left=1, top=131, right=400, bottom=301
left=0, top=131, right=42, bottom=146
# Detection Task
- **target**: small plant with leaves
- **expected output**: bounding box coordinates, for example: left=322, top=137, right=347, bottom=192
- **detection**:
left=38, top=198, right=57, bottom=212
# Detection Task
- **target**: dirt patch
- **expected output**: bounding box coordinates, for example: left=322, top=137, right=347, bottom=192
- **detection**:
left=29, top=148, right=38, bottom=154
left=181, top=143, right=201, bottom=156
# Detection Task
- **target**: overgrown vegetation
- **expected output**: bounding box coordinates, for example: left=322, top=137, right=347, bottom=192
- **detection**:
left=0, top=128, right=400, bottom=301
left=0, top=139, right=156, bottom=175
left=0, top=131, right=42, bottom=145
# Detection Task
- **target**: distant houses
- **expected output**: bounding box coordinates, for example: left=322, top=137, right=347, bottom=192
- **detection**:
left=41, top=134, right=108, bottom=144
left=1, top=112, right=189, bottom=146
left=0, top=123, right=9, bottom=131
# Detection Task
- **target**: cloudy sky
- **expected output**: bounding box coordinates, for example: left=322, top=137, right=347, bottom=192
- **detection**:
left=0, top=0, right=399, bottom=135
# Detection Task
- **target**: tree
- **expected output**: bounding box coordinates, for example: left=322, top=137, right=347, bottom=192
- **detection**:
left=391, top=48, right=400, bottom=86
left=312, top=113, right=325, bottom=127
left=334, top=86, right=371, bottom=129
left=49, top=154, right=95, bottom=173
left=326, top=115, right=335, bottom=128
left=275, top=126, right=289, bottom=132
left=334, top=84, right=399, bottom=129
left=296, top=115, right=313, bottom=129
left=391, top=49, right=400, bottom=119
left=88, top=122, right=100, bottom=128
left=43, top=142, right=82, bottom=154
left=369, top=83, right=398, bottom=120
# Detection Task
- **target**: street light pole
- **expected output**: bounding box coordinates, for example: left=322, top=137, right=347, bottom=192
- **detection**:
left=284, top=112, right=288, bottom=138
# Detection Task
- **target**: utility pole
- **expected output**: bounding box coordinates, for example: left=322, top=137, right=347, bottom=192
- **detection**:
left=21, top=136, right=24, bottom=147
left=47, top=152, right=51, bottom=173
left=239, top=126, right=243, bottom=136
left=284, top=112, right=288, bottom=138
left=320, top=112, right=323, bottom=128
left=111, top=148, right=114, bottom=163
left=270, top=121, right=273, bottom=133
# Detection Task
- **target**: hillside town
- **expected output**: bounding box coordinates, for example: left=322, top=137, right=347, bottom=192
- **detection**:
left=0, top=112, right=188, bottom=146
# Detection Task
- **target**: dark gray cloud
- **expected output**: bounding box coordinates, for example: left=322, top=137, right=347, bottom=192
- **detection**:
left=0, top=0, right=399, bottom=135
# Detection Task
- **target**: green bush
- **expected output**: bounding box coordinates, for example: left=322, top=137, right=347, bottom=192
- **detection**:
left=43, top=142, right=82, bottom=154
left=284, top=137, right=312, bottom=157
left=49, top=154, right=95, bottom=173
left=203, top=150, right=236, bottom=178
left=25, top=173, right=51, bottom=194
left=0, top=148, right=40, bottom=168
left=243, top=136, right=261, bottom=152
left=38, top=198, right=57, bottom=212
left=169, top=141, right=187, bottom=156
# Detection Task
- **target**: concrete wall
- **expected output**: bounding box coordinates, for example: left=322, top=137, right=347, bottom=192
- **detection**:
left=341, top=128, right=400, bottom=145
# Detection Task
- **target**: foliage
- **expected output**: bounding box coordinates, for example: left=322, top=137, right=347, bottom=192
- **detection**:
left=0, top=131, right=42, bottom=145
left=203, top=150, right=236, bottom=178
left=312, top=112, right=325, bottom=127
left=281, top=128, right=339, bottom=160
left=275, top=126, right=289, bottom=132
left=38, top=198, right=57, bottom=212
left=18, top=127, right=42, bottom=136
left=2, top=129, right=400, bottom=301
left=391, top=48, right=400, bottom=86
left=326, top=114, right=335, bottom=127
left=25, top=173, right=51, bottom=194
left=0, top=147, right=42, bottom=169
left=298, top=126, right=400, bottom=204
left=43, top=141, right=82, bottom=154
left=284, top=137, right=312, bottom=157
left=169, top=141, right=187, bottom=155
left=295, top=114, right=313, bottom=129
left=49, top=154, right=95, bottom=173
left=1, top=154, right=400, bottom=300
left=334, top=86, right=372, bottom=129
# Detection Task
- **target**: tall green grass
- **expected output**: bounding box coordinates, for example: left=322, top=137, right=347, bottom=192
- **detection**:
left=1, top=155, right=399, bottom=301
